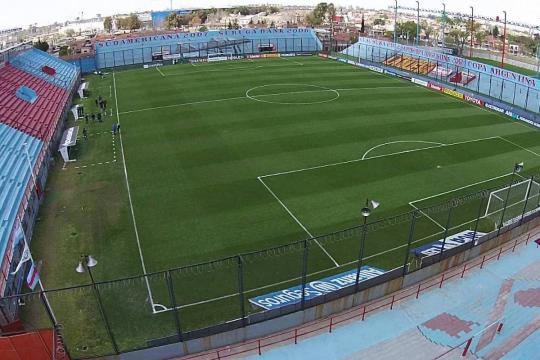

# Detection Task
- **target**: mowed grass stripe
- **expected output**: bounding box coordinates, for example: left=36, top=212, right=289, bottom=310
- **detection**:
left=114, top=56, right=540, bottom=272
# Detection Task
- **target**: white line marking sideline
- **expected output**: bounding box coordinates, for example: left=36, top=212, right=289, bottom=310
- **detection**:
left=156, top=66, right=165, bottom=77
left=257, top=176, right=340, bottom=267
left=113, top=72, right=165, bottom=313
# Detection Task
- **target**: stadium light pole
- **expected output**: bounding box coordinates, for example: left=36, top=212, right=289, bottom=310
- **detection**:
left=76, top=255, right=119, bottom=354
left=469, top=6, right=474, bottom=58
left=441, top=3, right=446, bottom=47
left=537, top=45, right=540, bottom=79
left=501, top=11, right=507, bottom=68
left=416, top=1, right=420, bottom=46
left=497, top=162, right=524, bottom=235
left=355, top=199, right=380, bottom=292
left=394, top=0, right=398, bottom=43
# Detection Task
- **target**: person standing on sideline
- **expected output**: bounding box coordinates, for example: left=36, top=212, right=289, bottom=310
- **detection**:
left=82, top=127, right=88, bottom=140
left=112, top=123, right=117, bottom=135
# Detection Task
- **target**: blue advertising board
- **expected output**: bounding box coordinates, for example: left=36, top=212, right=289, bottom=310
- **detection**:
left=249, top=266, right=385, bottom=310
left=411, top=230, right=486, bottom=257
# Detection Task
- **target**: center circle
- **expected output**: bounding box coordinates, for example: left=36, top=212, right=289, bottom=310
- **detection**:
left=245, top=84, right=340, bottom=105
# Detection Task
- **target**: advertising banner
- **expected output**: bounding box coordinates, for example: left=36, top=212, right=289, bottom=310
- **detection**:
left=411, top=230, right=485, bottom=257
left=249, top=266, right=385, bottom=310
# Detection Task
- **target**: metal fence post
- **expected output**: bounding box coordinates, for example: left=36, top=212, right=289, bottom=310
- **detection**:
left=498, top=173, right=517, bottom=235
left=520, top=176, right=534, bottom=225
left=439, top=203, right=455, bottom=261
left=472, top=195, right=486, bottom=244
left=166, top=270, right=183, bottom=342
left=301, top=240, right=309, bottom=309
left=237, top=255, right=247, bottom=324
left=355, top=221, right=368, bottom=292
left=39, top=291, right=57, bottom=328
left=402, top=210, right=418, bottom=275
left=88, top=269, right=119, bottom=354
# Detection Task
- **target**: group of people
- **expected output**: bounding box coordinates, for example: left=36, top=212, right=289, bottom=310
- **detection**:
left=83, top=95, right=108, bottom=124
left=81, top=94, right=120, bottom=141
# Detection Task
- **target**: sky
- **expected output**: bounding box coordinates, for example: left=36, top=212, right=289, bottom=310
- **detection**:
left=0, top=0, right=538, bottom=29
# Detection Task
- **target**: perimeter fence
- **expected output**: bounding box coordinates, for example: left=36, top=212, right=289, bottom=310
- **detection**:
left=3, top=170, right=540, bottom=358
left=338, top=40, right=540, bottom=114
left=95, top=36, right=321, bottom=69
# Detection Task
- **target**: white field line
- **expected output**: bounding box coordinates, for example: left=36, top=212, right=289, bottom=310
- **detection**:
left=260, top=136, right=501, bottom=179
left=113, top=72, right=164, bottom=313
left=156, top=66, right=165, bottom=77
left=280, top=56, right=304, bottom=66
left=118, top=96, right=246, bottom=115
left=117, top=86, right=409, bottom=115
left=492, top=193, right=504, bottom=201
left=362, top=140, right=445, bottom=160
left=410, top=172, right=514, bottom=205
left=257, top=177, right=340, bottom=267
left=498, top=136, right=540, bottom=158
left=409, top=202, right=446, bottom=230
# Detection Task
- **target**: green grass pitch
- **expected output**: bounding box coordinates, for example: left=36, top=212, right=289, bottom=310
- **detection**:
left=26, top=55, right=540, bottom=356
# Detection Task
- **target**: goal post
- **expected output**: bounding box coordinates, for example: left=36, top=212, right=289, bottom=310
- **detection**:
left=484, top=178, right=540, bottom=226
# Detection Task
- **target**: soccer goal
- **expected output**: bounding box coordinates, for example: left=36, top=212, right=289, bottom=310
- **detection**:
left=484, top=178, right=540, bottom=226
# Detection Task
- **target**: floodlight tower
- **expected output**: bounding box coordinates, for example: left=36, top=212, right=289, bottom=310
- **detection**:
left=416, top=1, right=420, bottom=45
left=441, top=3, right=446, bottom=47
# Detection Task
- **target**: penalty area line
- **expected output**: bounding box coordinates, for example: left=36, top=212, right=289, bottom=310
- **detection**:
left=257, top=176, right=340, bottom=267
left=156, top=67, right=165, bottom=77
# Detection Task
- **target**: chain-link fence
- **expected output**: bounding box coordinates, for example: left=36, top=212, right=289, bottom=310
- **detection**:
left=336, top=41, right=540, bottom=114
left=5, top=171, right=540, bottom=358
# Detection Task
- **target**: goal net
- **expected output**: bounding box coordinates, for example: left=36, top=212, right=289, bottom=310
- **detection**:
left=484, top=178, right=540, bottom=226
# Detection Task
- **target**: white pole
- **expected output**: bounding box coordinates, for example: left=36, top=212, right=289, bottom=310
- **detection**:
left=15, top=214, right=57, bottom=324
left=22, top=143, right=39, bottom=194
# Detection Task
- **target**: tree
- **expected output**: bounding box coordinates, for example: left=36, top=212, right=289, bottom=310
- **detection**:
left=165, top=13, right=180, bottom=30
left=306, top=2, right=329, bottom=26
left=59, top=45, right=71, bottom=56
left=126, top=14, right=141, bottom=30
left=492, top=25, right=499, bottom=38
left=103, top=16, right=113, bottom=32
left=33, top=39, right=49, bottom=52
left=397, top=21, right=418, bottom=41
left=198, top=25, right=208, bottom=32
left=446, top=17, right=480, bottom=56
left=65, top=28, right=75, bottom=37
left=373, top=18, right=385, bottom=26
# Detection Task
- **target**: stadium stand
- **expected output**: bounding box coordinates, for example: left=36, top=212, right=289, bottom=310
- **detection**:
left=0, top=46, right=79, bottom=328
left=9, top=48, right=78, bottom=90
left=0, top=124, right=43, bottom=296
left=0, top=64, right=69, bottom=142
left=384, top=54, right=436, bottom=75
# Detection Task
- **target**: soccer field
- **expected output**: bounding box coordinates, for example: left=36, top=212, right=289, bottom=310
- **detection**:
left=29, top=55, right=540, bottom=355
